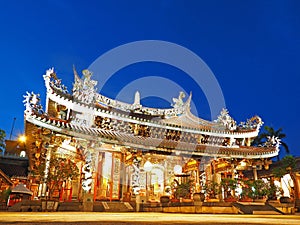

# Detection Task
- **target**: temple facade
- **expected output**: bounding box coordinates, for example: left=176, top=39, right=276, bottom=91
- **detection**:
left=23, top=68, right=279, bottom=202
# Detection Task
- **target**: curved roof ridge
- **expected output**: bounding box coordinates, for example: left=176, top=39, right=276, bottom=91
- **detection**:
left=159, top=108, right=215, bottom=129
left=185, top=106, right=215, bottom=126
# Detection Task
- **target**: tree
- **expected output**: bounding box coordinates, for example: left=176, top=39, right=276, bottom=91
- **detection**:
left=0, top=129, right=6, bottom=153
left=253, top=125, right=289, bottom=159
left=272, top=155, right=296, bottom=201
left=220, top=178, right=238, bottom=199
left=203, top=181, right=220, bottom=199
left=172, top=179, right=192, bottom=199
left=241, top=179, right=270, bottom=200
left=34, top=155, right=79, bottom=200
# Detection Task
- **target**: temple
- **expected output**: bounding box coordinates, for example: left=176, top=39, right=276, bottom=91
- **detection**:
left=23, top=68, right=280, bottom=203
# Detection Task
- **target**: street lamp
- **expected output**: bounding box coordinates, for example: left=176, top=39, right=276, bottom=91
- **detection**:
left=18, top=135, right=26, bottom=157
left=19, top=135, right=26, bottom=143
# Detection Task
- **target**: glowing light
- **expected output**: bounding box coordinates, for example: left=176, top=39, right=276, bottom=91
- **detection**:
left=144, top=160, right=152, bottom=172
left=173, top=165, right=182, bottom=174
left=20, top=151, right=26, bottom=157
left=19, top=135, right=26, bottom=143
left=240, top=161, right=247, bottom=167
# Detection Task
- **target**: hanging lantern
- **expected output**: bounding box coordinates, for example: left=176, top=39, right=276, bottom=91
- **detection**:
left=173, top=165, right=182, bottom=174
left=144, top=160, right=153, bottom=172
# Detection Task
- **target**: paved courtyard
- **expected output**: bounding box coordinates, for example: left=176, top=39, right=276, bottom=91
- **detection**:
left=0, top=212, right=299, bottom=225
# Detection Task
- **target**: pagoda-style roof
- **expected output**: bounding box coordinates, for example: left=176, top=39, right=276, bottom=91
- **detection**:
left=11, top=184, right=33, bottom=195
left=0, top=155, right=29, bottom=179
left=23, top=68, right=279, bottom=159
left=41, top=68, right=263, bottom=136
left=24, top=113, right=278, bottom=159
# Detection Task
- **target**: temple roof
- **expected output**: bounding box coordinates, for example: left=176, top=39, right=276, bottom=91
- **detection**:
left=0, top=168, right=13, bottom=185
left=22, top=68, right=279, bottom=160
left=25, top=113, right=278, bottom=159
left=40, top=68, right=263, bottom=136
left=0, top=156, right=29, bottom=179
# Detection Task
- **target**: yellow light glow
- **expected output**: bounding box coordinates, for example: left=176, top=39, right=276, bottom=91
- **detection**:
left=19, top=135, right=26, bottom=143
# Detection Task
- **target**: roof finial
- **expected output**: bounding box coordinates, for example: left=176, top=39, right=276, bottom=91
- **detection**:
left=184, top=91, right=192, bottom=110
left=172, top=91, right=186, bottom=108
left=134, top=91, right=141, bottom=105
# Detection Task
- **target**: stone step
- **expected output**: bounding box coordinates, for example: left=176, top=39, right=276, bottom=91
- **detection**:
left=232, top=202, right=284, bottom=215
left=102, top=202, right=134, bottom=212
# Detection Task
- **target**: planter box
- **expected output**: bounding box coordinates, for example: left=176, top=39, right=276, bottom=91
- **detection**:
left=41, top=200, right=59, bottom=212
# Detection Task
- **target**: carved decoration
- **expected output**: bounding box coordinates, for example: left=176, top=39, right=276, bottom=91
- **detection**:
left=94, top=116, right=112, bottom=130
left=57, top=104, right=68, bottom=120
left=73, top=69, right=98, bottom=104
left=131, top=123, right=150, bottom=137
left=215, top=108, right=237, bottom=131
left=23, top=91, right=44, bottom=115
left=95, top=91, right=188, bottom=117
left=43, top=68, right=68, bottom=94
left=172, top=91, right=185, bottom=108
left=165, top=129, right=181, bottom=141
left=239, top=116, right=264, bottom=130
left=76, top=140, right=96, bottom=192
left=131, top=157, right=141, bottom=195
left=264, top=136, right=281, bottom=150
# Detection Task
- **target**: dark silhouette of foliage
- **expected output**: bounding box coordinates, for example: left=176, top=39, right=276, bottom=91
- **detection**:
left=273, top=155, right=296, bottom=178
left=253, top=125, right=289, bottom=159
left=0, top=129, right=6, bottom=153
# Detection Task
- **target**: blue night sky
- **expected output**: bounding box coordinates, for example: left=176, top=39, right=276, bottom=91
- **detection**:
left=0, top=0, right=299, bottom=157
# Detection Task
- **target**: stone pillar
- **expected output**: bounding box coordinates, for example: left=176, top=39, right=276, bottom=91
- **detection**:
left=83, top=192, right=94, bottom=212
left=253, top=167, right=258, bottom=180
left=136, top=195, right=141, bottom=212
left=41, top=144, right=53, bottom=198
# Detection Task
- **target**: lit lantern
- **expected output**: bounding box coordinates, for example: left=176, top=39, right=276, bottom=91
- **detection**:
left=144, top=160, right=153, bottom=172
left=173, top=165, right=182, bottom=174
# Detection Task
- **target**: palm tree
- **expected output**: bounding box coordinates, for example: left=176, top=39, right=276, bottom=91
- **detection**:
left=253, top=125, right=289, bottom=160
left=0, top=129, right=6, bottom=153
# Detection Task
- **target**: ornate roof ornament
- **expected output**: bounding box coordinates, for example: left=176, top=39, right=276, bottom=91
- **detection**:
left=43, top=68, right=68, bottom=94
left=72, top=68, right=98, bottom=104
left=162, top=92, right=192, bottom=118
left=264, top=136, right=281, bottom=150
left=23, top=91, right=44, bottom=115
left=172, top=91, right=186, bottom=108
left=215, top=108, right=237, bottom=131
left=239, top=115, right=264, bottom=131
left=132, top=91, right=142, bottom=110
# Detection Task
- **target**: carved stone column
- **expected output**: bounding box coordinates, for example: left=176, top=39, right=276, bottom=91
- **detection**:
left=41, top=143, right=53, bottom=198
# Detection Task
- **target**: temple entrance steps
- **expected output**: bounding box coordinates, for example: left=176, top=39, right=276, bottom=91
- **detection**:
left=232, top=202, right=284, bottom=215
left=93, top=201, right=134, bottom=212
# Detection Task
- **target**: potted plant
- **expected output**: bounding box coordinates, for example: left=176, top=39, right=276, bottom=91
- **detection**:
left=267, top=182, right=280, bottom=201
left=240, top=180, right=255, bottom=202
left=240, top=179, right=269, bottom=202
left=203, top=181, right=220, bottom=201
left=173, top=180, right=192, bottom=201
left=34, top=155, right=79, bottom=211
left=220, top=178, right=238, bottom=202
